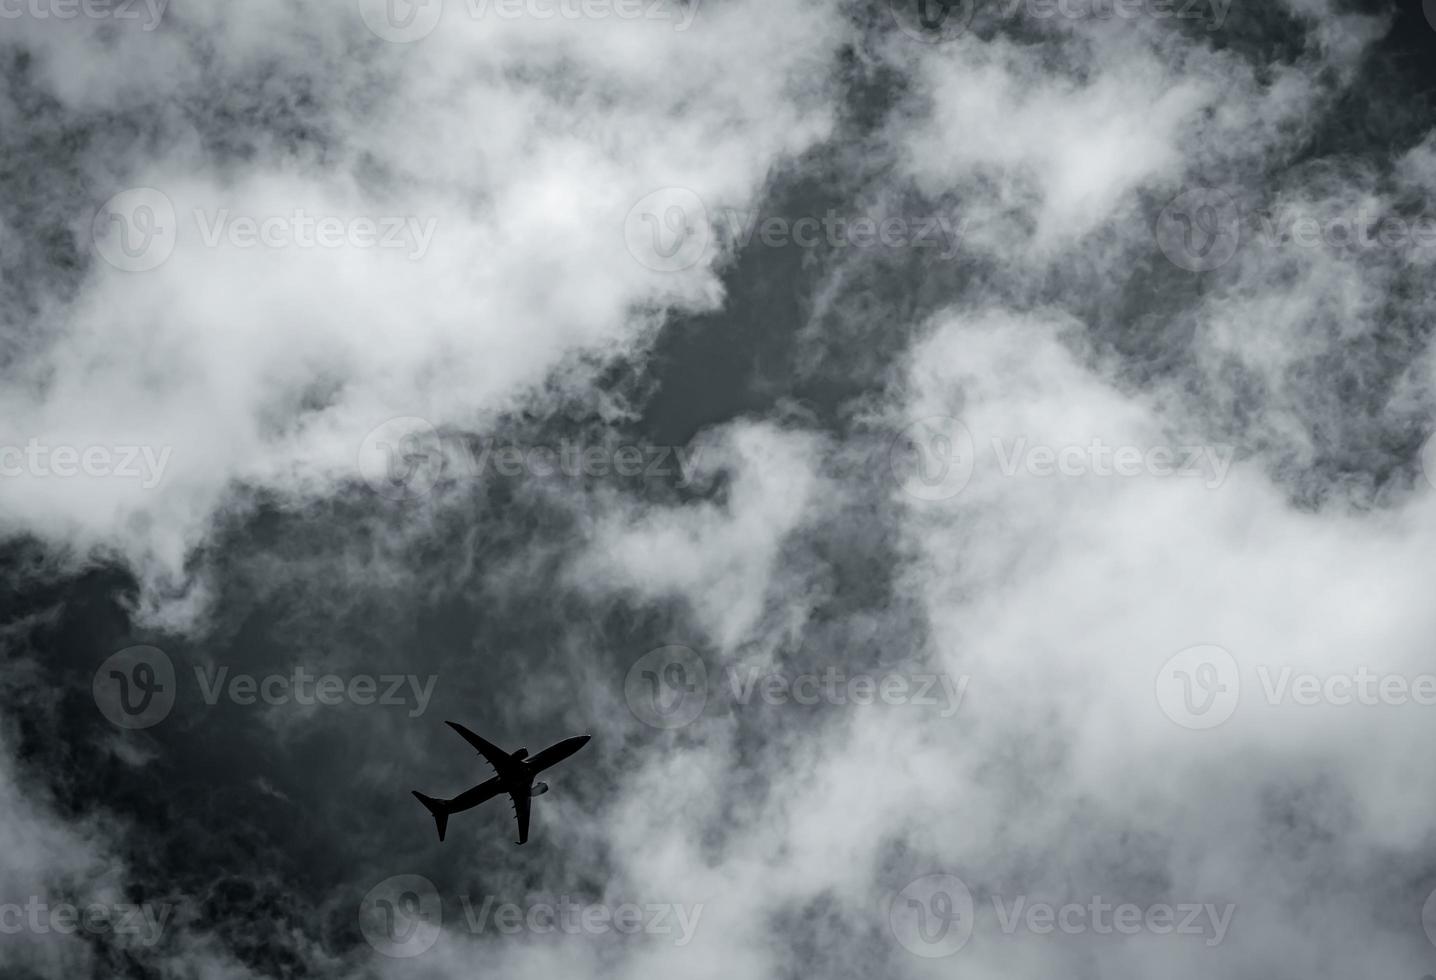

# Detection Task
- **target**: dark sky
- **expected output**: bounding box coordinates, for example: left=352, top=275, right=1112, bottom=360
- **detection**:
left=4, top=1, right=1436, bottom=978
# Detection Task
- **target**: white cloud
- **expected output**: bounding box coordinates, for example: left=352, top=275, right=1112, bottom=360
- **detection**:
left=0, top=0, right=848, bottom=622
left=7, top=3, right=1436, bottom=979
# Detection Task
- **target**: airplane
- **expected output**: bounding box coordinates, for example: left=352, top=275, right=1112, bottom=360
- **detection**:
left=412, top=722, right=591, bottom=845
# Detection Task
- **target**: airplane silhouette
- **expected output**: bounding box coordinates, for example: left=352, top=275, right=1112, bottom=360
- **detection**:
left=412, top=722, right=591, bottom=845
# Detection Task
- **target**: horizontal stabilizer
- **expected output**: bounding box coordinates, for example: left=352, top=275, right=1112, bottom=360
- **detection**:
left=412, top=791, right=449, bottom=842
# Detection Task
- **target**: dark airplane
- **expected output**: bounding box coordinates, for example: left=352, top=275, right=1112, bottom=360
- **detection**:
left=412, top=722, right=591, bottom=845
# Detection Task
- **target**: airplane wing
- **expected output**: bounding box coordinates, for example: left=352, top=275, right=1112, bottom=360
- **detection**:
left=508, top=790, right=531, bottom=845
left=445, top=722, right=519, bottom=779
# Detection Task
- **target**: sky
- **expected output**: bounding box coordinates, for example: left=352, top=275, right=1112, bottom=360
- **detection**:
left=4, top=0, right=1436, bottom=977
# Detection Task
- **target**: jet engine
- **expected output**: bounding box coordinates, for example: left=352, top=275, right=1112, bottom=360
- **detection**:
left=531, top=782, right=549, bottom=797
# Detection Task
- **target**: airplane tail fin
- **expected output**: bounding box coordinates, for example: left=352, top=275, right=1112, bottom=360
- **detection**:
left=412, top=791, right=449, bottom=842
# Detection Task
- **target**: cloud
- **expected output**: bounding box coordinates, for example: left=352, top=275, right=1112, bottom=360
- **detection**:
left=6, top=2, right=1436, bottom=979
left=0, top=0, right=848, bottom=622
